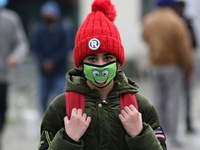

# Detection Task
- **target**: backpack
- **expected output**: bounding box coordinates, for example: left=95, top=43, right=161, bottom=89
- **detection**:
left=65, top=91, right=138, bottom=118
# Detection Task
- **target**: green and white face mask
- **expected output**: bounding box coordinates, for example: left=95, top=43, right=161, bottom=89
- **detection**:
left=83, top=61, right=117, bottom=88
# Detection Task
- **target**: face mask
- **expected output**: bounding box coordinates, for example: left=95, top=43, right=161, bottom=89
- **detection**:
left=83, top=61, right=117, bottom=88
left=0, top=0, right=8, bottom=9
left=43, top=17, right=56, bottom=24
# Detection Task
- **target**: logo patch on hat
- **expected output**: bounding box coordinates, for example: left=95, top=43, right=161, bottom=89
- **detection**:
left=88, top=38, right=100, bottom=50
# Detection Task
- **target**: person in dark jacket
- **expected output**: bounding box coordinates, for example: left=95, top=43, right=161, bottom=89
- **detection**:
left=38, top=0, right=167, bottom=149
left=32, top=0, right=71, bottom=113
left=175, top=0, right=197, bottom=49
left=175, top=0, right=197, bottom=134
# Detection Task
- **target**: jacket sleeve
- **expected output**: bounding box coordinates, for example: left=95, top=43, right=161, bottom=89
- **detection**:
left=173, top=19, right=193, bottom=76
left=9, top=12, right=29, bottom=63
left=38, top=94, right=84, bottom=150
left=48, top=28, right=70, bottom=64
left=126, top=94, right=167, bottom=150
left=38, top=128, right=84, bottom=150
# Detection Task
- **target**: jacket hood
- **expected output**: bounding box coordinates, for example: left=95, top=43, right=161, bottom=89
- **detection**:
left=65, top=68, right=139, bottom=96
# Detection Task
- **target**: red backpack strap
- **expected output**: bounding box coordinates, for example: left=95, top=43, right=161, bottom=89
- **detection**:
left=65, top=92, right=137, bottom=119
left=120, top=93, right=138, bottom=110
left=65, top=91, right=85, bottom=119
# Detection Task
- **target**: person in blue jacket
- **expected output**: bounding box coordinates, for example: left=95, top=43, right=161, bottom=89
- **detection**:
left=31, top=0, right=72, bottom=113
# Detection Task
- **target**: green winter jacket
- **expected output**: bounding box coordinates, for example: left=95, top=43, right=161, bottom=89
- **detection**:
left=38, top=68, right=167, bottom=150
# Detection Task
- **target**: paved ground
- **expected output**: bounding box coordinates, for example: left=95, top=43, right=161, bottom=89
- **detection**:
left=1, top=56, right=200, bottom=150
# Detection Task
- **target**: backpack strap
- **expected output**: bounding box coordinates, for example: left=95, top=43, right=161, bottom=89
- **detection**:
left=65, top=91, right=85, bottom=119
left=120, top=93, right=138, bottom=110
left=65, top=92, right=138, bottom=118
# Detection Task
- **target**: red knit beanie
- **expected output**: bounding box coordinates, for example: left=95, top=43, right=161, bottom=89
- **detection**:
left=73, top=0, right=125, bottom=67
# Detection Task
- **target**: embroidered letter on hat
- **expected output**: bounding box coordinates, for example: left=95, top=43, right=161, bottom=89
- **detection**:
left=88, top=38, right=101, bottom=50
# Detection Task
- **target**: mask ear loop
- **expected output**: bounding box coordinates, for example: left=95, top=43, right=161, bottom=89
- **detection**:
left=82, top=63, right=88, bottom=81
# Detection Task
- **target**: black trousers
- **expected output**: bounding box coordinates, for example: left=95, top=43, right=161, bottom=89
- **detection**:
left=0, top=83, right=7, bottom=134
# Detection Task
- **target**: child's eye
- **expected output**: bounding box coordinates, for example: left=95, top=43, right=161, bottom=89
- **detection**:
left=104, top=55, right=114, bottom=61
left=88, top=57, right=96, bottom=61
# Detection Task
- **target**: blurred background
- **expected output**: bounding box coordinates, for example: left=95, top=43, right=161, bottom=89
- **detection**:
left=1, top=0, right=200, bottom=149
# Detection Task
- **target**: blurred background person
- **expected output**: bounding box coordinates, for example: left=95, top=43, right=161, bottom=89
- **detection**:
left=142, top=0, right=193, bottom=147
left=0, top=0, right=29, bottom=147
left=175, top=0, right=197, bottom=133
left=31, top=0, right=72, bottom=113
left=175, top=0, right=197, bottom=51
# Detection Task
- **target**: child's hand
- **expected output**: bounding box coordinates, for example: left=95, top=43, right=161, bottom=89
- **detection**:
left=64, top=108, right=91, bottom=142
left=119, top=104, right=143, bottom=137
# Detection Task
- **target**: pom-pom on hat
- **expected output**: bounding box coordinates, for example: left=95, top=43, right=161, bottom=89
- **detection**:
left=73, top=0, right=125, bottom=67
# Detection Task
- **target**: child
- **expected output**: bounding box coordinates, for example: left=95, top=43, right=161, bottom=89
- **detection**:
left=38, top=0, right=167, bottom=149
